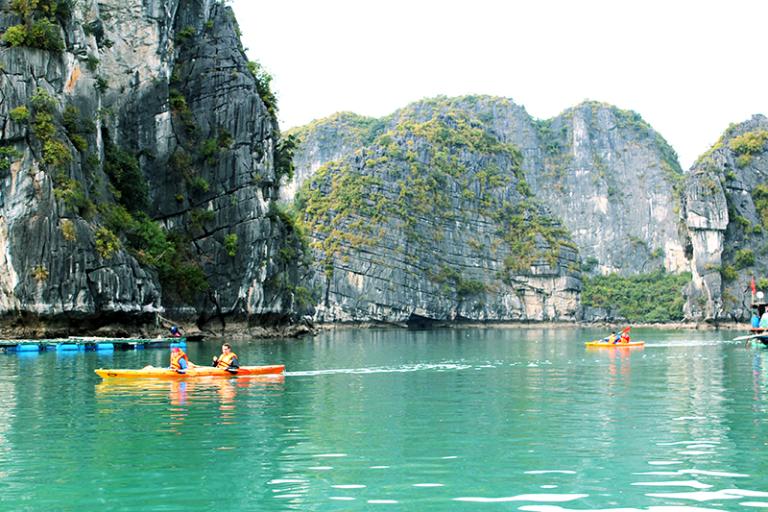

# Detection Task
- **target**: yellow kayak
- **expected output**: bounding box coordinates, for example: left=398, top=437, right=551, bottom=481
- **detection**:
left=95, top=365, right=285, bottom=379
left=585, top=341, right=645, bottom=348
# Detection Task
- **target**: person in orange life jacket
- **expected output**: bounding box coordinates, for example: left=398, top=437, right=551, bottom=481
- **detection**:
left=618, top=331, right=631, bottom=344
left=212, top=343, right=239, bottom=370
left=170, top=346, right=195, bottom=371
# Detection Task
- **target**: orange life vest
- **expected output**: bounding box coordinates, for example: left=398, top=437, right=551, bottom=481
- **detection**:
left=170, top=351, right=189, bottom=370
left=215, top=351, right=238, bottom=369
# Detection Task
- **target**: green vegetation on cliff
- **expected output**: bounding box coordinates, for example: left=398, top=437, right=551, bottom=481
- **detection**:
left=0, top=145, right=22, bottom=174
left=297, top=98, right=576, bottom=291
left=581, top=270, right=691, bottom=322
left=752, top=184, right=768, bottom=227
left=247, top=60, right=278, bottom=124
left=2, top=0, right=68, bottom=51
left=729, top=129, right=768, bottom=167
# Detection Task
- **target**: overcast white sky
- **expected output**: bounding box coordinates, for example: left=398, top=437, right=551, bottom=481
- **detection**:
left=232, top=0, right=767, bottom=169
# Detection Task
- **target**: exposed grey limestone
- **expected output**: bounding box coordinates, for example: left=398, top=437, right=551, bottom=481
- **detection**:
left=527, top=102, right=688, bottom=276
left=288, top=97, right=689, bottom=280
left=289, top=96, right=691, bottom=323
left=298, top=99, right=581, bottom=323
left=281, top=112, right=381, bottom=202
left=683, top=115, right=768, bottom=321
left=0, top=0, right=307, bottom=336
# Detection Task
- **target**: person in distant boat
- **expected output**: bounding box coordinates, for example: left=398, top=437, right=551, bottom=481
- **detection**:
left=212, top=343, right=240, bottom=371
left=169, top=325, right=182, bottom=338
left=760, top=310, right=768, bottom=329
left=618, top=331, right=631, bottom=344
left=170, top=345, right=195, bottom=372
left=601, top=331, right=618, bottom=344
left=752, top=312, right=761, bottom=328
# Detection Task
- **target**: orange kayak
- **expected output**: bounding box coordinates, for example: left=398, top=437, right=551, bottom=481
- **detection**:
left=585, top=341, right=645, bottom=348
left=95, top=365, right=285, bottom=379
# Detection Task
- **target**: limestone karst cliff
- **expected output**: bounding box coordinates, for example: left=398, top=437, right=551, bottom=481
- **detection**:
left=3, top=2, right=765, bottom=330
left=288, top=96, right=693, bottom=323
left=683, top=115, right=768, bottom=321
left=295, top=98, right=583, bottom=323
left=0, top=0, right=309, bottom=336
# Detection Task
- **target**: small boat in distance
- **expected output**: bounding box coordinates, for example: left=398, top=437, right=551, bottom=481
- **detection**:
left=585, top=341, right=645, bottom=348
left=585, top=326, right=643, bottom=348
left=747, top=290, right=768, bottom=347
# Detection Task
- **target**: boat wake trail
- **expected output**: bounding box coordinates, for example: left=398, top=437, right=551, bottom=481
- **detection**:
left=286, top=363, right=473, bottom=377
left=647, top=340, right=739, bottom=348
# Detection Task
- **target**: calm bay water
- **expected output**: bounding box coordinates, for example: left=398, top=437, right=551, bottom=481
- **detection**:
left=1, top=327, right=767, bottom=511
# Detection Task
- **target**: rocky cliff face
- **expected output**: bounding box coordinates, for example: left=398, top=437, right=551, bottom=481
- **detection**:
left=288, top=96, right=690, bottom=323
left=0, top=0, right=308, bottom=336
left=281, top=112, right=383, bottom=202
left=683, top=115, right=768, bottom=321
left=527, top=102, right=688, bottom=276
left=296, top=99, right=581, bottom=323
left=290, top=97, right=688, bottom=279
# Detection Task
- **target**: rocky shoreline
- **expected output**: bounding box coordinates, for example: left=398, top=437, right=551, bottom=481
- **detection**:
left=314, top=319, right=747, bottom=333
left=0, top=315, right=747, bottom=342
left=0, top=314, right=316, bottom=341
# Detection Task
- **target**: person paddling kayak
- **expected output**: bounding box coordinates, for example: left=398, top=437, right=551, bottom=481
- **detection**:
left=212, top=343, right=240, bottom=371
left=170, top=345, right=196, bottom=372
left=143, top=345, right=196, bottom=373
left=600, top=326, right=631, bottom=344
left=617, top=329, right=631, bottom=344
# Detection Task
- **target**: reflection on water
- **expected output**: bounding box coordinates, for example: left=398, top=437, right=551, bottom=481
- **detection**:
left=0, top=328, right=766, bottom=511
left=95, top=375, right=286, bottom=432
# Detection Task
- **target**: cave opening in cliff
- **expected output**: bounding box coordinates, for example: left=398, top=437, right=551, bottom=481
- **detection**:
left=406, top=313, right=442, bottom=329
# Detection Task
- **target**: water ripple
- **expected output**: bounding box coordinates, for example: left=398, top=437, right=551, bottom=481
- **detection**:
left=518, top=506, right=727, bottom=512
left=454, top=493, right=588, bottom=503
left=631, top=480, right=711, bottom=489
left=657, top=440, right=719, bottom=446
left=526, top=470, right=577, bottom=475
left=646, top=489, right=768, bottom=501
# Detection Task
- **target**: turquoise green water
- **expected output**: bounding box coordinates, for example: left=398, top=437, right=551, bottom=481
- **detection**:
left=1, top=327, right=767, bottom=511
